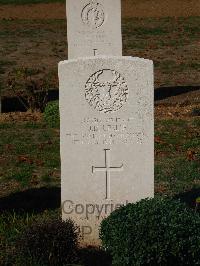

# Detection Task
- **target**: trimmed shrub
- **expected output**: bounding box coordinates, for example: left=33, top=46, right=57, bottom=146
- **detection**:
left=100, top=197, right=200, bottom=266
left=17, top=218, right=79, bottom=265
left=43, top=101, right=59, bottom=128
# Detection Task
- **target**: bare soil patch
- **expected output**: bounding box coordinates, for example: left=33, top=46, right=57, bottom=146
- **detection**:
left=0, top=3, right=64, bottom=20
left=0, top=0, right=199, bottom=20
left=0, top=111, right=42, bottom=123
left=122, top=0, right=200, bottom=18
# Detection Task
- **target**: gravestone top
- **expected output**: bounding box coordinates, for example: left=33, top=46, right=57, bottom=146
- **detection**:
left=66, top=0, right=122, bottom=58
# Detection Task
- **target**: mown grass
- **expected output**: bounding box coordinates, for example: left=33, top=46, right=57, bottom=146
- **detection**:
left=0, top=17, right=199, bottom=96
left=155, top=119, right=200, bottom=195
left=123, top=17, right=200, bottom=46
left=0, top=59, right=16, bottom=74
left=0, top=121, right=60, bottom=190
left=0, top=118, right=199, bottom=195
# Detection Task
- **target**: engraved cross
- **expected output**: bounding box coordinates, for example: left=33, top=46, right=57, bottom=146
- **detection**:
left=92, top=149, right=124, bottom=199
left=93, top=48, right=98, bottom=56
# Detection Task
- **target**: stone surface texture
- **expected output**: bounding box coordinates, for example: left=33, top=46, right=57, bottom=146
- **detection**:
left=66, top=0, right=122, bottom=59
left=59, top=56, right=154, bottom=245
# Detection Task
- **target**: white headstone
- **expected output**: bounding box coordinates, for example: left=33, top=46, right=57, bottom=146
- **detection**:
left=66, top=0, right=122, bottom=58
left=59, top=57, right=154, bottom=245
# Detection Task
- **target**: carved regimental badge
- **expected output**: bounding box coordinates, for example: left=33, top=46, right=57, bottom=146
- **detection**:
left=85, top=69, right=129, bottom=113
left=81, top=2, right=105, bottom=29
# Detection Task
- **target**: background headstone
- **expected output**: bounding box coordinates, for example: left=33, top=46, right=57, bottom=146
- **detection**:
left=59, top=57, right=154, bottom=245
left=66, top=0, right=122, bottom=58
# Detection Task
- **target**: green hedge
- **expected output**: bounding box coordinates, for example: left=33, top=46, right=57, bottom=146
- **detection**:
left=17, top=218, right=79, bottom=265
left=43, top=100, right=60, bottom=128
left=100, top=197, right=200, bottom=266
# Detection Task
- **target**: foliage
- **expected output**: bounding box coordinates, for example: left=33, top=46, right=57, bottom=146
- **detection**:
left=0, top=210, right=60, bottom=265
left=100, top=197, right=200, bottom=266
left=7, top=67, right=53, bottom=112
left=43, top=100, right=60, bottom=128
left=196, top=197, right=200, bottom=203
left=17, top=217, right=79, bottom=265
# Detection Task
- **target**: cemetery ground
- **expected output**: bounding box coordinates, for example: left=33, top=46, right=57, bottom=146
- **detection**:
left=0, top=112, right=199, bottom=198
left=0, top=16, right=200, bottom=97
left=0, top=3, right=200, bottom=265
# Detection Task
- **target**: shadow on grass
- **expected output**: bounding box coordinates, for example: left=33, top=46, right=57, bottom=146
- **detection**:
left=0, top=187, right=61, bottom=213
left=78, top=247, right=112, bottom=266
left=155, top=86, right=200, bottom=101
left=2, top=86, right=200, bottom=113
left=174, top=187, right=200, bottom=211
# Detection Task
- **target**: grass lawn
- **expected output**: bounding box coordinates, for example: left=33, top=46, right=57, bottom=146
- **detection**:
left=0, top=17, right=199, bottom=97
left=0, top=121, right=60, bottom=195
left=155, top=118, right=200, bottom=195
left=0, top=118, right=199, bottom=197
